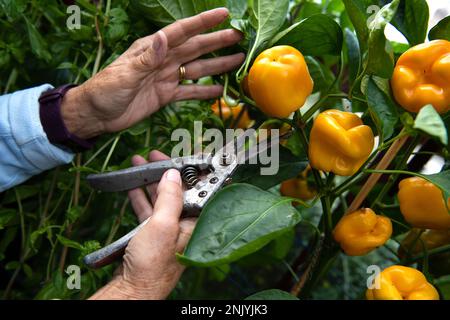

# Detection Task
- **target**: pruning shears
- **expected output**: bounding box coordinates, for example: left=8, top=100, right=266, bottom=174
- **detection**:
left=83, top=131, right=282, bottom=269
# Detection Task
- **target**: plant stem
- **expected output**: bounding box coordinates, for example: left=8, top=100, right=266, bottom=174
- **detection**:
left=101, top=134, right=121, bottom=172
left=84, top=135, right=117, bottom=167
left=105, top=198, right=130, bottom=245
left=346, top=134, right=409, bottom=214
left=371, top=137, right=419, bottom=210
left=302, top=93, right=347, bottom=122
left=92, top=15, right=104, bottom=75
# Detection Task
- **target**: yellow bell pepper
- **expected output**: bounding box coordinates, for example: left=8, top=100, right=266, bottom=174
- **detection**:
left=366, top=266, right=439, bottom=300
left=398, top=228, right=450, bottom=257
left=398, top=177, right=450, bottom=229
left=211, top=98, right=252, bottom=129
left=391, top=39, right=450, bottom=114
left=333, top=208, right=392, bottom=256
left=248, top=45, right=313, bottom=118
left=309, top=109, right=374, bottom=176
left=280, top=165, right=317, bottom=201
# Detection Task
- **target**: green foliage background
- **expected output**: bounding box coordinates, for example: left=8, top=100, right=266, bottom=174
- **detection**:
left=0, top=0, right=449, bottom=300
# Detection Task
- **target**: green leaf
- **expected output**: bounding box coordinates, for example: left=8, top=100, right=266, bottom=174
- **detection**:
left=5, top=261, right=20, bottom=270
left=305, top=56, right=336, bottom=93
left=292, top=1, right=322, bottom=23
left=424, top=171, right=450, bottom=209
left=66, top=206, right=83, bottom=224
left=268, top=227, right=295, bottom=260
left=178, top=184, right=301, bottom=267
left=365, top=0, right=400, bottom=78
left=105, top=8, right=130, bottom=44
left=249, top=0, right=289, bottom=45
left=391, top=0, right=429, bottom=45
left=236, top=0, right=289, bottom=80
left=413, top=105, right=448, bottom=145
left=0, top=209, right=16, bottom=230
left=233, top=145, right=308, bottom=190
left=245, top=289, right=299, bottom=300
left=0, top=0, right=27, bottom=20
left=344, top=28, right=361, bottom=85
left=272, top=14, right=343, bottom=56
left=23, top=263, right=33, bottom=278
left=131, top=0, right=226, bottom=27
left=3, top=185, right=40, bottom=204
left=126, top=119, right=151, bottom=136
left=366, top=76, right=398, bottom=140
left=56, top=235, right=84, bottom=251
left=226, top=0, right=247, bottom=19
left=342, top=0, right=374, bottom=51
left=24, top=16, right=51, bottom=62
left=429, top=16, right=450, bottom=41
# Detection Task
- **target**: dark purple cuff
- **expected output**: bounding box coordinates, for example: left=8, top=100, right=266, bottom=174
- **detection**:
left=39, top=84, right=95, bottom=152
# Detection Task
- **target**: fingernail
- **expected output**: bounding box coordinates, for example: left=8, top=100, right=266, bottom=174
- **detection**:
left=166, top=169, right=182, bottom=185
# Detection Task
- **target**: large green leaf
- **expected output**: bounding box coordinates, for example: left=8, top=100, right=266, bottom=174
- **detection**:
left=424, top=171, right=450, bottom=208
left=245, top=289, right=299, bottom=300
left=131, top=0, right=226, bottom=26
left=413, top=105, right=448, bottom=145
left=342, top=0, right=375, bottom=51
left=344, top=28, right=361, bottom=85
left=306, top=56, right=336, bottom=94
left=178, top=184, right=302, bottom=266
left=236, top=0, right=289, bottom=80
left=272, top=14, right=343, bottom=56
left=391, top=0, right=429, bottom=45
left=366, top=76, right=398, bottom=140
left=249, top=0, right=289, bottom=49
left=365, top=0, right=400, bottom=78
left=429, top=16, right=450, bottom=41
left=226, top=0, right=247, bottom=19
left=233, top=145, right=308, bottom=190
left=24, top=16, right=51, bottom=62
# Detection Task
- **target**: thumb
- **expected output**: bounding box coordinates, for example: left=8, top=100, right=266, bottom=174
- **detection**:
left=152, top=169, right=184, bottom=224
left=137, top=31, right=168, bottom=70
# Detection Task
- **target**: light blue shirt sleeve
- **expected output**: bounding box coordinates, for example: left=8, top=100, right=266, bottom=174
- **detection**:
left=0, top=84, right=75, bottom=192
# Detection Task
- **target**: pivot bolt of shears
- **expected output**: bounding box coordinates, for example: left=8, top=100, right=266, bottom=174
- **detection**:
left=198, top=191, right=208, bottom=198
left=220, top=152, right=232, bottom=166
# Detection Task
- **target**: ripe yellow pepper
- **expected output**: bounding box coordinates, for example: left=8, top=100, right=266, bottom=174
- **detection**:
left=211, top=98, right=252, bottom=129
left=391, top=40, right=450, bottom=114
left=366, top=266, right=439, bottom=300
left=248, top=45, right=313, bottom=118
left=333, top=208, right=392, bottom=256
left=309, top=110, right=374, bottom=176
left=280, top=166, right=317, bottom=201
left=398, top=177, right=450, bottom=229
left=398, top=228, right=450, bottom=257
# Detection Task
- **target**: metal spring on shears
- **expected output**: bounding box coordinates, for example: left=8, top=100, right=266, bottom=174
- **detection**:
left=181, top=166, right=200, bottom=189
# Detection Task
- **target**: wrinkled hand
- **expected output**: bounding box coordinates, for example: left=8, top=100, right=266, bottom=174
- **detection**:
left=62, top=8, right=244, bottom=139
left=90, top=151, right=196, bottom=300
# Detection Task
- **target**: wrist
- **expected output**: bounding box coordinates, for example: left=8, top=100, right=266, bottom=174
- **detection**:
left=90, top=276, right=166, bottom=300
left=60, top=85, right=105, bottom=140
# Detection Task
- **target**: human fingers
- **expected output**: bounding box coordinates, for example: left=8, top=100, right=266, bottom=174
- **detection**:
left=128, top=155, right=153, bottom=222
left=161, top=8, right=230, bottom=49
left=172, top=29, right=242, bottom=64
left=174, top=84, right=223, bottom=101
left=176, top=218, right=197, bottom=253
left=147, top=150, right=171, bottom=205
left=183, top=53, right=245, bottom=80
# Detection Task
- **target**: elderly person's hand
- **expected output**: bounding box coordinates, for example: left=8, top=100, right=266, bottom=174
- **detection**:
left=61, top=8, right=244, bottom=139
left=90, top=151, right=194, bottom=300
